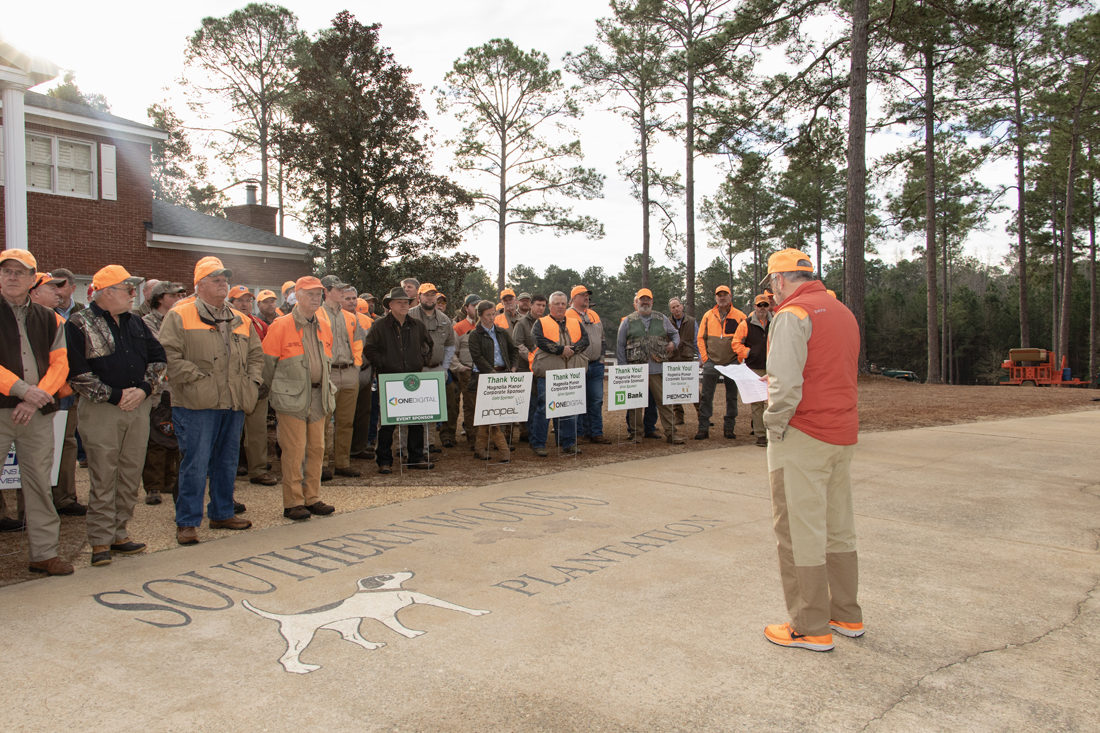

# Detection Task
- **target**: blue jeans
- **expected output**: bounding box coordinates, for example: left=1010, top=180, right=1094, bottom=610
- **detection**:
left=577, top=361, right=605, bottom=438
left=173, top=407, right=245, bottom=527
left=529, top=377, right=578, bottom=449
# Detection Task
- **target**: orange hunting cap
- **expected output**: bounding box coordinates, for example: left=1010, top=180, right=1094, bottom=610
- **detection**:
left=635, top=288, right=653, bottom=300
left=281, top=280, right=296, bottom=295
left=93, top=265, right=142, bottom=292
left=754, top=294, right=770, bottom=306
left=761, top=248, right=813, bottom=285
left=0, top=249, right=37, bottom=272
left=294, top=276, right=323, bottom=294
left=194, top=256, right=232, bottom=284
left=257, top=289, right=277, bottom=302
left=715, top=285, right=731, bottom=295
left=418, top=283, right=438, bottom=295
left=228, top=285, right=252, bottom=300
left=31, top=272, right=64, bottom=290
left=499, top=288, right=516, bottom=299
left=570, top=285, right=591, bottom=299
left=356, top=298, right=371, bottom=313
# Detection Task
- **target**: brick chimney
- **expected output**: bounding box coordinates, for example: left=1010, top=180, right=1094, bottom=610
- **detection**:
left=224, top=184, right=278, bottom=234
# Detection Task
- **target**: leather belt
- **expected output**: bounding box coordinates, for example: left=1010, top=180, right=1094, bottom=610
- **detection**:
left=311, top=382, right=321, bottom=389
left=333, top=363, right=354, bottom=369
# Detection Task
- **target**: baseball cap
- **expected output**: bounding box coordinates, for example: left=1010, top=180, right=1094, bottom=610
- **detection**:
left=570, top=285, right=591, bottom=299
left=363, top=292, right=375, bottom=301
left=436, top=293, right=448, bottom=302
left=517, top=292, right=531, bottom=300
left=93, top=265, right=143, bottom=292
left=761, top=248, right=813, bottom=285
left=418, top=283, right=438, bottom=295
left=282, top=280, right=296, bottom=295
left=320, top=274, right=349, bottom=290
left=194, top=256, right=232, bottom=284
left=500, top=288, right=516, bottom=299
left=715, top=285, right=731, bottom=295
left=754, top=294, right=770, bottom=306
left=30, top=272, right=64, bottom=290
left=295, top=276, right=324, bottom=293
left=256, top=289, right=277, bottom=301
left=228, top=285, right=253, bottom=300
left=356, top=298, right=371, bottom=314
left=463, top=294, right=480, bottom=307
left=635, top=288, right=653, bottom=300
left=152, top=281, right=186, bottom=297
left=0, top=249, right=37, bottom=272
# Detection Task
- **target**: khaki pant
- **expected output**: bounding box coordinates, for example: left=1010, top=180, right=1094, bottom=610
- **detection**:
left=749, top=367, right=767, bottom=437
left=279, top=413, right=324, bottom=508
left=80, top=398, right=152, bottom=548
left=629, top=373, right=675, bottom=439
left=242, top=394, right=270, bottom=478
left=325, top=366, right=359, bottom=469
left=351, top=366, right=373, bottom=454
left=53, top=403, right=79, bottom=508
left=475, top=424, right=509, bottom=459
left=767, top=425, right=861, bottom=637
left=0, top=409, right=60, bottom=561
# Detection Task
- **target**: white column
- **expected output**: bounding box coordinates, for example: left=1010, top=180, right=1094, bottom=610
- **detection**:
left=1, top=79, right=30, bottom=251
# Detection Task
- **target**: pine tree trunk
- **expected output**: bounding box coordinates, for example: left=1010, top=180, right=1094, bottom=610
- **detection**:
left=1012, top=56, right=1030, bottom=347
left=1088, top=149, right=1097, bottom=386
left=641, top=104, right=652, bottom=289
left=844, top=0, right=870, bottom=374
left=498, top=133, right=508, bottom=291
left=685, top=66, right=696, bottom=317
left=923, top=45, right=941, bottom=383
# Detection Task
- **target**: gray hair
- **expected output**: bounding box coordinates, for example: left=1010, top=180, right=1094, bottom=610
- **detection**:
left=401, top=277, right=420, bottom=288
left=341, top=285, right=357, bottom=297
left=548, top=291, right=567, bottom=304
left=777, top=271, right=813, bottom=283
left=668, top=297, right=682, bottom=308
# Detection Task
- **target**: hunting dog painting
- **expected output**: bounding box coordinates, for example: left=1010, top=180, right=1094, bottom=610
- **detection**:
left=243, top=572, right=491, bottom=674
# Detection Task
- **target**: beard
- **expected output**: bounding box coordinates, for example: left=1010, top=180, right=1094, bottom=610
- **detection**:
left=637, top=304, right=653, bottom=316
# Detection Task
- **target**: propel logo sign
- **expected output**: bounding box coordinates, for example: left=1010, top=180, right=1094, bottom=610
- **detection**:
left=482, top=407, right=520, bottom=418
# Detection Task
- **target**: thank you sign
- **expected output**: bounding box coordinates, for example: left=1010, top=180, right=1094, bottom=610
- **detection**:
left=1, top=412, right=66, bottom=489
left=379, top=372, right=445, bottom=425
left=609, top=364, right=648, bottom=411
left=544, top=368, right=586, bottom=418
left=474, top=371, right=533, bottom=426
left=662, top=362, right=699, bottom=405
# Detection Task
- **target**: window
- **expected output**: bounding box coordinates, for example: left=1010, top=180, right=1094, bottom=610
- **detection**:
left=26, top=133, right=96, bottom=198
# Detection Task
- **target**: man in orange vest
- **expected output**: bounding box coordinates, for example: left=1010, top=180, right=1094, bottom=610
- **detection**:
left=494, top=288, right=519, bottom=338
left=276, top=281, right=295, bottom=316
left=348, top=287, right=375, bottom=460
left=228, top=286, right=277, bottom=487
left=566, top=285, right=610, bottom=444
left=761, top=249, right=862, bottom=652
left=733, top=293, right=771, bottom=447
left=529, top=291, right=589, bottom=456
left=263, top=277, right=337, bottom=520
left=695, top=285, right=747, bottom=440
left=159, top=257, right=263, bottom=546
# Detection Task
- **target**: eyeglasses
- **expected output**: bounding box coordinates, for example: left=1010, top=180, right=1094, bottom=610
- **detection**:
left=105, top=285, right=137, bottom=296
left=1, top=268, right=32, bottom=279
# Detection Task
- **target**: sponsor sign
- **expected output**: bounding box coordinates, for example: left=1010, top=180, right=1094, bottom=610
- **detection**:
left=1, top=411, right=66, bottom=489
left=662, top=362, right=699, bottom=405
left=473, top=371, right=533, bottom=426
left=544, top=368, right=586, bottom=418
left=379, top=372, right=446, bottom=425
left=608, top=364, right=648, bottom=411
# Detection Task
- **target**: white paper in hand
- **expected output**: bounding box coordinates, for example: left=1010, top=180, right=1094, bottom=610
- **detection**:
left=714, top=363, right=769, bottom=404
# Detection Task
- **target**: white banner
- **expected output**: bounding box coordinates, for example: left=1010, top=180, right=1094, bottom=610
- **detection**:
left=544, top=368, right=586, bottom=418
left=473, top=371, right=533, bottom=426
left=1, top=411, right=66, bottom=489
left=608, top=364, right=649, bottom=411
left=663, top=361, right=700, bottom=405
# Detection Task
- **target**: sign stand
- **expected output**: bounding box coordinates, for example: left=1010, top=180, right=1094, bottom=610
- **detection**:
left=378, top=372, right=447, bottom=476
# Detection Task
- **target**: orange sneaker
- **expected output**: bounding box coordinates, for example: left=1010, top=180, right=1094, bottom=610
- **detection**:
left=764, top=622, right=834, bottom=651
left=829, top=620, right=865, bottom=638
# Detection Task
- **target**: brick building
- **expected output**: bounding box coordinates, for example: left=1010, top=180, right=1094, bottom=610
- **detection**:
left=1, top=89, right=311, bottom=303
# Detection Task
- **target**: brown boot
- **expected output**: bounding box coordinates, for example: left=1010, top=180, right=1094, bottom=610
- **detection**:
left=209, top=517, right=252, bottom=530
left=91, top=545, right=112, bottom=566
left=176, top=526, right=199, bottom=545
left=28, top=557, right=74, bottom=575
left=491, top=427, right=510, bottom=463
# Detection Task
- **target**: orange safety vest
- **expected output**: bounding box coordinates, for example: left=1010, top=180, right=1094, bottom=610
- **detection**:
left=321, top=306, right=364, bottom=366
left=528, top=315, right=583, bottom=370
left=263, top=311, right=334, bottom=361
left=176, top=301, right=253, bottom=339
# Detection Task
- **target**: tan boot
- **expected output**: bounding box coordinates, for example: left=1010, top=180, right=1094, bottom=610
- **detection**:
left=491, top=427, right=510, bottom=463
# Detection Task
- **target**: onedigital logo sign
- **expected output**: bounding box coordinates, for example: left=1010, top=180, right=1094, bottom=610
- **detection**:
left=388, top=396, right=435, bottom=406
left=547, top=399, right=583, bottom=413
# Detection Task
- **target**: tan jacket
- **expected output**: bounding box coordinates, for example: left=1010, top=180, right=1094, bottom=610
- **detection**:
left=160, top=299, right=264, bottom=413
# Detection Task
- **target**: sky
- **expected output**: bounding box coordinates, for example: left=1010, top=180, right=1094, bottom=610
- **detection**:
left=6, top=0, right=1017, bottom=281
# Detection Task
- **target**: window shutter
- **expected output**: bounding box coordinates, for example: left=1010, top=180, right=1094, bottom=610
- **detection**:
left=0, top=132, right=4, bottom=186
left=100, top=144, right=117, bottom=201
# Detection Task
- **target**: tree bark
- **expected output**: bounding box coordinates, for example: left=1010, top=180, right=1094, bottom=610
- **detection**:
left=641, top=103, right=652, bottom=289
left=1089, top=144, right=1097, bottom=386
left=924, top=44, right=941, bottom=383
left=685, top=66, right=696, bottom=316
left=844, top=0, right=870, bottom=374
left=1012, top=53, right=1030, bottom=347
left=498, top=130, right=508, bottom=291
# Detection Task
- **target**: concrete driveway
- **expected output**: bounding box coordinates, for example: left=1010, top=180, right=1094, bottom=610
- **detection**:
left=4, top=411, right=1098, bottom=732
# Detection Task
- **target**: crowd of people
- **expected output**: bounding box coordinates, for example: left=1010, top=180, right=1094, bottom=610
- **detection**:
left=0, top=246, right=863, bottom=654
left=0, top=251, right=773, bottom=573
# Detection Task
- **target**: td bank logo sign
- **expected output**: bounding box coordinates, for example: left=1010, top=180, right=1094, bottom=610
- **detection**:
left=615, top=391, right=626, bottom=405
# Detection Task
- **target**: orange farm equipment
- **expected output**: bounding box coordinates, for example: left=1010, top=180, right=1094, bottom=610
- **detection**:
left=1000, top=349, right=1086, bottom=387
